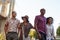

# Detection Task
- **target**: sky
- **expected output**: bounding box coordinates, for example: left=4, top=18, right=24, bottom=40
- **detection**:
left=14, top=0, right=60, bottom=36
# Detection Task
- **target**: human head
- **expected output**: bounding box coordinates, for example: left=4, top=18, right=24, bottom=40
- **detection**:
left=22, top=15, right=29, bottom=23
left=46, top=17, right=53, bottom=24
left=40, top=8, right=46, bottom=16
left=12, top=11, right=16, bottom=18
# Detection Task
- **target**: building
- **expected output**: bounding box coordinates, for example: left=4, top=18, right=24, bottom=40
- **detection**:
left=0, top=0, right=15, bottom=33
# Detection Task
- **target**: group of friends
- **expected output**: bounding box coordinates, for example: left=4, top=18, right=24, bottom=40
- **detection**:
left=4, top=8, right=55, bottom=40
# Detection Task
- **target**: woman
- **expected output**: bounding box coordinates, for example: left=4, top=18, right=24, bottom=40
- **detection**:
left=46, top=17, right=55, bottom=40
left=20, top=15, right=33, bottom=40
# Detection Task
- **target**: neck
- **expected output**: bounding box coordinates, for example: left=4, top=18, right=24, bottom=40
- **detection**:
left=12, top=17, right=16, bottom=20
left=40, top=15, right=44, bottom=17
left=40, top=15, right=44, bottom=16
left=47, top=23, right=51, bottom=25
left=24, top=21, right=28, bottom=23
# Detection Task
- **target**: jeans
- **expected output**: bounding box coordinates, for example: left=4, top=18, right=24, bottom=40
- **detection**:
left=47, top=39, right=54, bottom=40
left=39, top=32, right=46, bottom=40
left=6, top=32, right=18, bottom=40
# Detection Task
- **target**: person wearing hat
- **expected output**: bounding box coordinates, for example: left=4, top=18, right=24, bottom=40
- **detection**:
left=20, top=15, right=33, bottom=40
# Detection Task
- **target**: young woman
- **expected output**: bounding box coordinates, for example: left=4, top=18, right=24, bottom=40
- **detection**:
left=20, top=15, right=33, bottom=40
left=46, top=17, right=55, bottom=40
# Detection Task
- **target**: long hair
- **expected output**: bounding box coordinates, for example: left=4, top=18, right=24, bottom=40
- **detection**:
left=26, top=18, right=29, bottom=23
left=22, top=17, right=29, bottom=23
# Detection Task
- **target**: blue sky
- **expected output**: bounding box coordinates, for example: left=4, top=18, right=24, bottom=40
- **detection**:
left=14, top=0, right=60, bottom=35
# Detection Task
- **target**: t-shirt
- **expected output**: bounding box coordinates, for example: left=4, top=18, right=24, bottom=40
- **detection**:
left=21, top=23, right=33, bottom=38
left=46, top=24, right=54, bottom=40
left=5, top=18, right=20, bottom=32
left=35, top=15, right=46, bottom=34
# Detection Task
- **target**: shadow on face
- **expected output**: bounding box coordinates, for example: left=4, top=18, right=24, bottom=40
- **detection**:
left=47, top=17, right=53, bottom=24
left=12, top=12, right=16, bottom=17
left=22, top=18, right=27, bottom=22
left=40, top=9, right=46, bottom=15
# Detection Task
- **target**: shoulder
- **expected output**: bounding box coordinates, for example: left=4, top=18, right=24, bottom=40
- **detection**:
left=20, top=22, right=24, bottom=26
left=44, top=17, right=46, bottom=21
left=35, top=15, right=40, bottom=17
left=28, top=23, right=33, bottom=28
left=35, top=15, right=40, bottom=19
left=46, top=24, right=48, bottom=27
left=29, top=23, right=33, bottom=26
left=46, top=24, right=48, bottom=26
left=16, top=18, right=20, bottom=22
left=29, top=23, right=32, bottom=25
left=44, top=16, right=46, bottom=19
left=51, top=24, right=54, bottom=28
left=20, top=23, right=23, bottom=25
left=6, top=18, right=11, bottom=22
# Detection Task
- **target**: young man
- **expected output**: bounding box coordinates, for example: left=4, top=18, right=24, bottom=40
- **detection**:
left=4, top=11, right=20, bottom=40
left=34, top=8, right=46, bottom=40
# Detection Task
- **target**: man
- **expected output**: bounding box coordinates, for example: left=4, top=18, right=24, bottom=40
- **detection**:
left=4, top=11, right=20, bottom=40
left=34, top=8, right=46, bottom=40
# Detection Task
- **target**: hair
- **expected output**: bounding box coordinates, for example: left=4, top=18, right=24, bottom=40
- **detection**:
left=22, top=17, right=29, bottom=23
left=12, top=11, right=16, bottom=14
left=25, top=17, right=29, bottom=22
left=26, top=19, right=29, bottom=22
left=46, top=17, right=53, bottom=24
left=40, top=8, right=45, bottom=12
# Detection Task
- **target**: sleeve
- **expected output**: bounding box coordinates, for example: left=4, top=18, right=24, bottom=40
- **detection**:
left=35, top=16, right=38, bottom=25
left=45, top=18, right=47, bottom=34
left=20, top=23, right=24, bottom=40
left=18, top=20, right=20, bottom=24
left=4, top=18, right=9, bottom=33
left=20, top=23, right=23, bottom=29
left=30, top=23, right=33, bottom=28
left=45, top=25, right=47, bottom=35
left=17, top=20, right=20, bottom=29
left=34, top=16, right=38, bottom=28
left=52, top=25, right=54, bottom=36
left=5, top=18, right=9, bottom=27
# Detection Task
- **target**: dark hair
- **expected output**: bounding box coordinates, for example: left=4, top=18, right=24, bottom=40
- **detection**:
left=46, top=17, right=53, bottom=24
left=22, top=17, right=29, bottom=22
left=22, top=15, right=29, bottom=22
left=26, top=19, right=29, bottom=22
left=40, top=8, right=45, bottom=12
left=12, top=11, right=16, bottom=14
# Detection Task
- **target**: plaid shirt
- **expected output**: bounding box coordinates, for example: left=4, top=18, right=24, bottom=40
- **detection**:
left=35, top=15, right=46, bottom=34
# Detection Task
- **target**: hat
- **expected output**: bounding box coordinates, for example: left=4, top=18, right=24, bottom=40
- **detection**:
left=22, top=15, right=29, bottom=20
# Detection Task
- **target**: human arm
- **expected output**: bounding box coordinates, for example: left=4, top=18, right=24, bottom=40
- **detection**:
left=34, top=16, right=41, bottom=39
left=4, top=19, right=9, bottom=34
left=17, top=20, right=21, bottom=35
left=52, top=26, right=56, bottom=40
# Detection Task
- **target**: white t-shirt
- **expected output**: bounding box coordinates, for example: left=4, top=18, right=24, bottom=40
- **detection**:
left=46, top=24, right=54, bottom=40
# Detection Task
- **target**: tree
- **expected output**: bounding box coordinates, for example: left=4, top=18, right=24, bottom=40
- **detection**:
left=56, top=26, right=60, bottom=36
